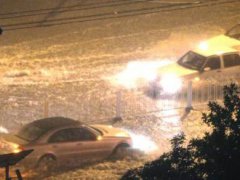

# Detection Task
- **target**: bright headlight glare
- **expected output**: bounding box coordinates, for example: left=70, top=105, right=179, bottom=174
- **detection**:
left=160, top=74, right=182, bottom=94
left=198, top=41, right=208, bottom=50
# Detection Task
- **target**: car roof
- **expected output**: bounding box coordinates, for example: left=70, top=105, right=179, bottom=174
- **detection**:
left=16, top=117, right=83, bottom=142
left=193, top=35, right=240, bottom=57
left=25, top=116, right=81, bottom=130
left=194, top=46, right=238, bottom=57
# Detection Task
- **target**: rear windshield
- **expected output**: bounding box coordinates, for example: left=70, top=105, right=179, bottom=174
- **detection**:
left=17, top=124, right=47, bottom=142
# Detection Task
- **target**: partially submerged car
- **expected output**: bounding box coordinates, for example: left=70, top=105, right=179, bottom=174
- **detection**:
left=147, top=24, right=240, bottom=96
left=1, top=117, right=132, bottom=171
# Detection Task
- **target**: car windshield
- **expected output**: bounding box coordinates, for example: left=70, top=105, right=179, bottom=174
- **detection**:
left=17, top=124, right=47, bottom=142
left=177, top=51, right=206, bottom=71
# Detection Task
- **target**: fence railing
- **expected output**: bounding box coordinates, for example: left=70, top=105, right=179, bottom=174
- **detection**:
left=0, top=74, right=239, bottom=131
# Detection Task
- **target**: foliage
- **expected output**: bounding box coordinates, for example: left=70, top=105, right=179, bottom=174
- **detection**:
left=122, top=84, right=240, bottom=180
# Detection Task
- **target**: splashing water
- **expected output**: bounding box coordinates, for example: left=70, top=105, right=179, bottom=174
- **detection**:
left=112, top=60, right=172, bottom=89
left=0, top=126, right=8, bottom=134
left=128, top=131, right=158, bottom=153
left=157, top=100, right=182, bottom=139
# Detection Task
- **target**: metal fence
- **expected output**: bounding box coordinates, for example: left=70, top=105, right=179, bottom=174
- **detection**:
left=0, top=74, right=239, bottom=131
left=117, top=74, right=240, bottom=117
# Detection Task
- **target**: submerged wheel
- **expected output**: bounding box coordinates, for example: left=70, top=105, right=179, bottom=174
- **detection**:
left=110, top=144, right=130, bottom=160
left=36, top=155, right=57, bottom=173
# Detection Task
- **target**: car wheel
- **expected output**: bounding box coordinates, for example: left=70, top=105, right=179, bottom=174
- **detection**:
left=110, top=144, right=130, bottom=160
left=37, top=155, right=57, bottom=173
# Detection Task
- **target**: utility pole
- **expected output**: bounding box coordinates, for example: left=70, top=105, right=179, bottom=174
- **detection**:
left=112, top=90, right=123, bottom=124
left=186, top=81, right=193, bottom=112
left=44, top=99, right=49, bottom=118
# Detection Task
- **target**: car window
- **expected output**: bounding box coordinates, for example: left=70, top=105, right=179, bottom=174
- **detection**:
left=223, top=53, right=240, bottom=68
left=17, top=125, right=47, bottom=142
left=48, top=129, right=74, bottom=143
left=49, top=128, right=95, bottom=143
left=204, top=56, right=221, bottom=70
left=177, top=51, right=206, bottom=71
left=72, top=128, right=96, bottom=141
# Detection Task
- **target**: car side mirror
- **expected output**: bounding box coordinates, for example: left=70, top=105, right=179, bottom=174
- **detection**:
left=204, top=67, right=211, bottom=72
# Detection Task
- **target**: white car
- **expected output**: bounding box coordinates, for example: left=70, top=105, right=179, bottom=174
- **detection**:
left=147, top=24, right=240, bottom=97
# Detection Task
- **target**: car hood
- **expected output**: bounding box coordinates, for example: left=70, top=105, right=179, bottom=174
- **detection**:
left=91, top=125, right=130, bottom=138
left=157, top=62, right=198, bottom=77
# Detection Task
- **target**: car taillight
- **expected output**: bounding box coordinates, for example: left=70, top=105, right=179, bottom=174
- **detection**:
left=8, top=142, right=23, bottom=153
left=0, top=139, right=24, bottom=154
left=12, top=144, right=24, bottom=154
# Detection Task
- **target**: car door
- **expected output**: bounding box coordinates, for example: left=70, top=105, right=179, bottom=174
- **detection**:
left=47, top=128, right=84, bottom=165
left=221, top=53, right=240, bottom=80
left=83, top=126, right=119, bottom=161
left=71, top=127, right=113, bottom=163
left=200, top=55, right=222, bottom=82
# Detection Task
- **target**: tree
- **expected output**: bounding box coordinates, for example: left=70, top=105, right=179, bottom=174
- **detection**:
left=122, top=84, right=240, bottom=180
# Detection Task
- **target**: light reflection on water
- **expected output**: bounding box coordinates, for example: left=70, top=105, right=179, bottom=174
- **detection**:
left=157, top=100, right=181, bottom=139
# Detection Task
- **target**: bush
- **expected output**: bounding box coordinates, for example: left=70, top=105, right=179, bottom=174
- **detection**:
left=122, top=84, right=240, bottom=180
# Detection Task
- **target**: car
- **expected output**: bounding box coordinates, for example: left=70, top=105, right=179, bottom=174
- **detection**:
left=146, top=24, right=240, bottom=97
left=1, top=117, right=132, bottom=171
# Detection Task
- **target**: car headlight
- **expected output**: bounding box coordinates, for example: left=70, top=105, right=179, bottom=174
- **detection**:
left=159, top=74, right=182, bottom=94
